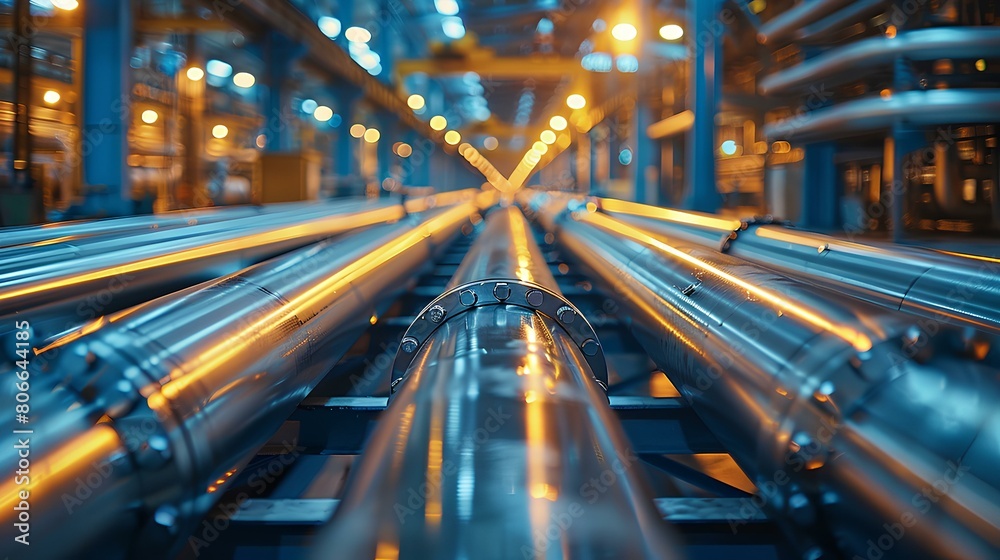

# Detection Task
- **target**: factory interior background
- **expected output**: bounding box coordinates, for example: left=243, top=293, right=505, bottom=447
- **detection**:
left=1, top=0, right=999, bottom=559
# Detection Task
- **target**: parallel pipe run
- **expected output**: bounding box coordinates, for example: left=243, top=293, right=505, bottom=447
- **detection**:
left=0, top=191, right=480, bottom=362
left=763, top=89, right=1000, bottom=141
left=755, top=0, right=857, bottom=45
left=760, top=27, right=1000, bottom=95
left=0, top=199, right=383, bottom=276
left=314, top=206, right=680, bottom=559
left=529, top=193, right=1000, bottom=560
left=0, top=201, right=314, bottom=250
left=792, top=0, right=889, bottom=43
left=596, top=196, right=1000, bottom=341
left=0, top=200, right=488, bottom=559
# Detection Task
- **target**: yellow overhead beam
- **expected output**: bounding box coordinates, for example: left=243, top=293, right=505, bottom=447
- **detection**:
left=396, top=55, right=583, bottom=79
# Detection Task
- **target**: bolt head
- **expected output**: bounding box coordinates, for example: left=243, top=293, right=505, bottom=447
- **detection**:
left=525, top=290, right=544, bottom=307
left=557, top=305, right=576, bottom=324
left=401, top=337, right=418, bottom=353
left=493, top=283, right=511, bottom=301
left=581, top=339, right=599, bottom=356
left=459, top=289, right=478, bottom=306
left=428, top=305, right=447, bottom=323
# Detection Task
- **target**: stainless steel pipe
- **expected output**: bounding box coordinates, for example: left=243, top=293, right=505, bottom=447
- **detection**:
left=313, top=206, right=680, bottom=559
left=529, top=192, right=1000, bottom=560
left=597, top=197, right=1000, bottom=340
left=0, top=199, right=386, bottom=275
left=0, top=192, right=480, bottom=364
left=0, top=204, right=275, bottom=250
left=0, top=198, right=490, bottom=559
left=763, top=89, right=1000, bottom=141
left=756, top=0, right=858, bottom=45
left=760, top=27, right=1000, bottom=95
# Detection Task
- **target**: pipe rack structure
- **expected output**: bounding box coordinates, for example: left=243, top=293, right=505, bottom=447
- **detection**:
left=313, top=206, right=681, bottom=559
left=526, top=191, right=1000, bottom=560
left=0, top=194, right=492, bottom=558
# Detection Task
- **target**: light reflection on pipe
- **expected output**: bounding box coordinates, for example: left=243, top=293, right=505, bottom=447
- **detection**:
left=583, top=212, right=875, bottom=352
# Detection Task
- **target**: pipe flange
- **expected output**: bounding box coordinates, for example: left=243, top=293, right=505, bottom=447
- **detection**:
left=720, top=216, right=796, bottom=252
left=391, top=279, right=608, bottom=393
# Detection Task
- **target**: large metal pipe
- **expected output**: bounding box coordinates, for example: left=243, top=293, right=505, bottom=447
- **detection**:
left=313, top=206, right=680, bottom=559
left=596, top=197, right=1000, bottom=340
left=756, top=0, right=857, bottom=45
left=792, top=0, right=888, bottom=43
left=528, top=192, right=1000, bottom=560
left=0, top=202, right=310, bottom=250
left=760, top=28, right=1000, bottom=95
left=763, top=89, right=1000, bottom=141
left=0, top=192, right=481, bottom=363
left=0, top=196, right=491, bottom=559
left=0, top=200, right=384, bottom=275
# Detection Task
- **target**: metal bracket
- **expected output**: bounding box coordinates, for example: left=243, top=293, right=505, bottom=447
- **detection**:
left=719, top=215, right=796, bottom=253
left=391, top=279, right=608, bottom=393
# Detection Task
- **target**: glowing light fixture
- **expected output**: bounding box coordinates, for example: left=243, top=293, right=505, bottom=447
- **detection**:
left=549, top=116, right=568, bottom=131
left=318, top=16, right=342, bottom=38
left=429, top=115, right=448, bottom=131
left=483, top=136, right=499, bottom=150
left=611, top=23, right=637, bottom=41
left=540, top=130, right=557, bottom=144
left=364, top=128, right=381, bottom=143
left=532, top=141, right=548, bottom=154
left=442, top=17, right=466, bottom=39
left=350, top=124, right=366, bottom=138
left=434, top=0, right=459, bottom=16
left=42, top=90, right=60, bottom=104
left=301, top=99, right=318, bottom=114
left=212, top=125, right=229, bottom=139
left=233, top=72, right=255, bottom=88
left=444, top=130, right=461, bottom=145
left=396, top=143, right=413, bottom=157
left=720, top=140, right=737, bottom=155
left=566, top=94, right=587, bottom=110
left=407, top=94, right=426, bottom=110
left=345, top=26, right=372, bottom=43
left=313, top=106, right=333, bottom=122
left=52, top=0, right=78, bottom=9
left=186, top=67, right=205, bottom=81
left=206, top=59, right=233, bottom=78
left=141, top=110, right=158, bottom=124
left=659, top=24, right=684, bottom=41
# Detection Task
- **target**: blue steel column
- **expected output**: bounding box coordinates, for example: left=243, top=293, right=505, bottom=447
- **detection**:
left=683, top=0, right=722, bottom=212
left=375, top=112, right=396, bottom=193
left=887, top=49, right=922, bottom=242
left=632, top=98, right=661, bottom=205
left=82, top=0, right=132, bottom=215
left=800, top=142, right=839, bottom=230
left=333, top=84, right=361, bottom=180
left=265, top=32, right=305, bottom=153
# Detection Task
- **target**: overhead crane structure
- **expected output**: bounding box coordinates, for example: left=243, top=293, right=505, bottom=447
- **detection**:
left=1, top=192, right=999, bottom=559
